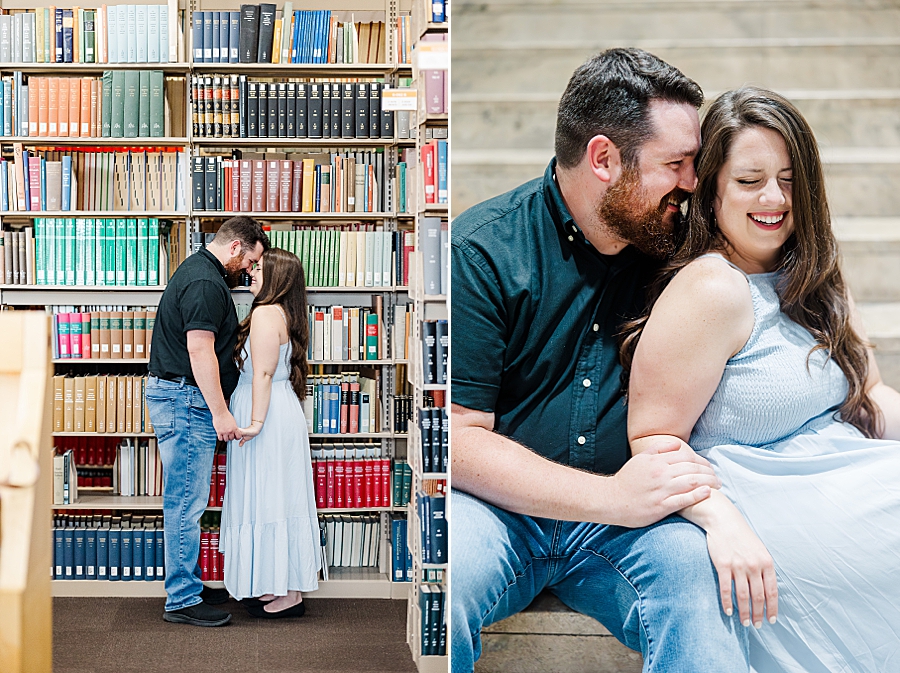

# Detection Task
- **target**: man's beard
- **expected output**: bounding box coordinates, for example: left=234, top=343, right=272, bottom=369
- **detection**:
left=223, top=254, right=245, bottom=288
left=596, top=167, right=687, bottom=259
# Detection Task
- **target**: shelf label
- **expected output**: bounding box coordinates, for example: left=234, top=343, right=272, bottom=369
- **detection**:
left=416, top=42, right=448, bottom=71
left=382, top=88, right=418, bottom=111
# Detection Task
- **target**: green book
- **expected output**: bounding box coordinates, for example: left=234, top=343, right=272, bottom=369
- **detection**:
left=75, top=219, right=86, bottom=286
left=148, top=218, right=159, bottom=286
left=111, top=70, right=126, bottom=138
left=125, top=219, right=137, bottom=285
left=101, top=71, right=113, bottom=137
left=84, top=218, right=95, bottom=285
left=398, top=162, right=407, bottom=213
left=94, top=219, right=105, bottom=286
left=290, top=229, right=299, bottom=257
left=136, top=218, right=148, bottom=286
left=149, top=70, right=164, bottom=138
left=35, top=218, right=45, bottom=285
left=54, top=219, right=65, bottom=286
left=138, top=71, right=150, bottom=137
left=64, top=218, right=76, bottom=286
left=123, top=70, right=140, bottom=139
left=327, top=230, right=337, bottom=287
left=308, top=229, right=319, bottom=287
left=105, top=219, right=116, bottom=285
left=98, top=313, right=110, bottom=355
left=365, top=313, right=378, bottom=360
left=115, top=219, right=127, bottom=286
left=273, top=230, right=283, bottom=251
left=84, top=10, right=95, bottom=63
left=134, top=312, right=146, bottom=356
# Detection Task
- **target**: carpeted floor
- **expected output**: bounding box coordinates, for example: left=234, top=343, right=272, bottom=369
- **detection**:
left=53, top=597, right=417, bottom=673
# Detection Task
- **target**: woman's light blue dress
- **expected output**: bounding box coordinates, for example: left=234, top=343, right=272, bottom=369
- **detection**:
left=219, top=336, right=321, bottom=599
left=689, top=255, right=900, bottom=673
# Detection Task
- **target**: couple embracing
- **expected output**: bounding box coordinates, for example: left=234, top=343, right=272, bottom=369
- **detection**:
left=452, top=49, right=900, bottom=672
left=146, top=216, right=320, bottom=626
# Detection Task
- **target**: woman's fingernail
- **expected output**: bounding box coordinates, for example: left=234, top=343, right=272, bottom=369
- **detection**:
left=725, top=608, right=733, bottom=616
left=754, top=621, right=762, bottom=629
left=743, top=619, right=751, bottom=627
left=769, top=616, right=777, bottom=624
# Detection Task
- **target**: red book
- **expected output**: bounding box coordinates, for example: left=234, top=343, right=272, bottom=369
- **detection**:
left=210, top=531, right=220, bottom=581
left=81, top=313, right=91, bottom=359
left=208, top=468, right=217, bottom=507
left=339, top=380, right=349, bottom=433
left=29, top=156, right=42, bottom=211
left=231, top=160, right=240, bottom=212
left=344, top=458, right=353, bottom=509
left=315, top=459, right=327, bottom=508
left=364, top=458, right=374, bottom=508
left=334, top=457, right=345, bottom=508
left=279, top=160, right=292, bottom=211
left=251, top=160, right=266, bottom=211
left=422, top=141, right=436, bottom=204
left=349, top=382, right=360, bottom=433
left=266, top=160, right=280, bottom=212
left=70, top=313, right=82, bottom=358
left=325, top=458, right=335, bottom=508
left=239, top=160, right=252, bottom=212
left=223, top=161, right=232, bottom=211
left=353, top=458, right=364, bottom=508
left=218, top=551, right=226, bottom=581
left=382, top=457, right=391, bottom=508
left=216, top=462, right=227, bottom=507
left=200, top=532, right=211, bottom=581
left=57, top=313, right=71, bottom=358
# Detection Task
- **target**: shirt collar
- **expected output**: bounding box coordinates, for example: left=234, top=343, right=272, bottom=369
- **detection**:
left=199, top=247, right=228, bottom=279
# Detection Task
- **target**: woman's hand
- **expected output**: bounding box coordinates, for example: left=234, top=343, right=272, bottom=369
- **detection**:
left=237, top=421, right=264, bottom=446
left=706, top=511, right=778, bottom=628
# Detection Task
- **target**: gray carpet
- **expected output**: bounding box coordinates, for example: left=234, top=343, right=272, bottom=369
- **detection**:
left=53, top=597, right=416, bottom=673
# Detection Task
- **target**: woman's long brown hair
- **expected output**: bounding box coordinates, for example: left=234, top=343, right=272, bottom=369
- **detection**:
left=619, top=86, right=882, bottom=438
left=234, top=247, right=309, bottom=401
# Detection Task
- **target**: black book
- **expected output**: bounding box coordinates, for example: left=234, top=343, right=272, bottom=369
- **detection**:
left=230, top=75, right=240, bottom=137
left=296, top=83, right=308, bottom=137
left=203, top=77, right=213, bottom=137
left=192, top=155, right=205, bottom=210
left=368, top=82, right=381, bottom=139
left=256, top=3, right=277, bottom=63
left=247, top=81, right=258, bottom=137
left=267, top=83, right=278, bottom=137
left=381, top=90, right=394, bottom=139
left=258, top=82, right=268, bottom=137
left=204, top=156, right=218, bottom=210
left=238, top=75, right=248, bottom=138
left=355, top=83, right=369, bottom=138
left=213, top=76, right=223, bottom=137
left=422, top=320, right=437, bottom=385
left=286, top=82, right=296, bottom=137
left=277, top=83, right=287, bottom=137
left=191, top=76, right=200, bottom=137
left=330, top=83, right=341, bottom=137
left=419, top=408, right=432, bottom=472
left=436, top=319, right=448, bottom=385
left=308, top=83, right=322, bottom=139
left=429, top=407, right=441, bottom=474
left=321, top=82, right=331, bottom=139
left=341, top=83, right=354, bottom=138
left=238, top=4, right=260, bottom=63
left=440, top=407, right=449, bottom=472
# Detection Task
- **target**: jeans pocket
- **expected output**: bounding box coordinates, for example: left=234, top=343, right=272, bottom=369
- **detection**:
left=189, top=390, right=210, bottom=411
left=146, top=395, right=177, bottom=443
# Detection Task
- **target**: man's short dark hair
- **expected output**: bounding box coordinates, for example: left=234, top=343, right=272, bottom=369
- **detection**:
left=555, top=48, right=704, bottom=169
left=213, top=216, right=270, bottom=252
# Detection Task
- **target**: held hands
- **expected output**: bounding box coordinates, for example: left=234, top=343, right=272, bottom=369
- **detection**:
left=237, top=420, right=264, bottom=446
left=610, top=437, right=721, bottom=528
left=213, top=411, right=243, bottom=442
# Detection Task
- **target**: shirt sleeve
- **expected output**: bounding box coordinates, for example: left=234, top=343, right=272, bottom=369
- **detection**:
left=450, top=241, right=508, bottom=414
left=180, top=279, right=229, bottom=334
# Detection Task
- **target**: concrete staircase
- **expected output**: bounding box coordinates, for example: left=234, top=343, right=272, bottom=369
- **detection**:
left=453, top=1, right=900, bottom=670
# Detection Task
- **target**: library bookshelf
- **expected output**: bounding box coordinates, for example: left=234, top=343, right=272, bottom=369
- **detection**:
left=0, top=0, right=430, bottom=616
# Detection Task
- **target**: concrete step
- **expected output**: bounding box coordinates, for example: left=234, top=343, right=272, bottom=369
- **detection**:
left=835, top=218, right=900, bottom=304
left=452, top=44, right=900, bottom=95
left=476, top=592, right=643, bottom=673
left=858, top=302, right=900, bottom=389
left=452, top=91, right=900, bottom=151
left=454, top=2, right=900, bottom=44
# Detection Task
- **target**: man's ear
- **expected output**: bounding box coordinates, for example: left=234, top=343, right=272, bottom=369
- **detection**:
left=229, top=240, right=243, bottom=257
left=585, top=135, right=623, bottom=184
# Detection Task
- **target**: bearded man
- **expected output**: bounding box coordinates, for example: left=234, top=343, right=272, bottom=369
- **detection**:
left=147, top=216, right=268, bottom=627
left=451, top=49, right=750, bottom=671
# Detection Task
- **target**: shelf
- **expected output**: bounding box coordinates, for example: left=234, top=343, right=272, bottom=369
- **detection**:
left=418, top=204, right=449, bottom=216
left=0, top=137, right=190, bottom=146
left=0, top=285, right=165, bottom=291
left=419, top=472, right=447, bottom=480
left=0, top=286, right=165, bottom=306
left=0, top=211, right=187, bottom=218
left=233, top=285, right=405, bottom=294
left=190, top=62, right=398, bottom=76
left=53, top=432, right=155, bottom=437
left=309, top=433, right=395, bottom=439
left=193, top=137, right=396, bottom=147
left=52, top=358, right=150, bottom=364
left=53, top=493, right=397, bottom=514
left=193, top=211, right=401, bottom=220
left=0, top=62, right=192, bottom=73
left=419, top=114, right=448, bottom=126
left=309, top=359, right=394, bottom=365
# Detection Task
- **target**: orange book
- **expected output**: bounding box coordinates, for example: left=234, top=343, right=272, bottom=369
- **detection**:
left=122, top=311, right=134, bottom=358
left=72, top=7, right=80, bottom=63
left=48, top=78, right=59, bottom=136
left=96, top=374, right=107, bottom=432
left=91, top=79, right=100, bottom=138
left=85, top=376, right=97, bottom=432
left=133, top=310, right=146, bottom=358
left=38, top=77, right=49, bottom=137
left=49, top=7, right=58, bottom=63
left=125, top=375, right=133, bottom=433
left=69, top=78, right=81, bottom=137
left=53, top=375, right=65, bottom=433
left=74, top=377, right=86, bottom=432
left=80, top=78, right=91, bottom=137
left=63, top=377, right=75, bottom=432
left=58, top=78, right=69, bottom=136
left=117, top=375, right=127, bottom=433
left=110, top=310, right=124, bottom=359
left=132, top=376, right=142, bottom=433
left=28, top=81, right=39, bottom=136
left=106, top=376, right=117, bottom=433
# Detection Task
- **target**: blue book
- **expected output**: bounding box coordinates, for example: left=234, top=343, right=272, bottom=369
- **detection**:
left=314, top=165, right=321, bottom=211
left=40, top=158, right=46, bottom=211
left=0, top=81, right=4, bottom=136
left=218, top=12, right=229, bottom=63
left=22, top=151, right=30, bottom=211
left=192, top=11, right=204, bottom=63
left=85, top=529, right=97, bottom=579
left=136, top=5, right=148, bottom=62
left=291, top=11, right=300, bottom=63
left=155, top=528, right=165, bottom=580
left=430, top=495, right=446, bottom=564
left=321, top=11, right=330, bottom=63
left=107, top=5, right=118, bottom=63
left=437, top=141, right=448, bottom=203
left=55, top=9, right=64, bottom=63
left=147, top=5, right=159, bottom=63
left=229, top=12, right=240, bottom=63
left=62, top=10, right=74, bottom=63
left=126, top=5, right=137, bottom=63
left=315, top=382, right=324, bottom=433
left=63, top=528, right=75, bottom=579
left=159, top=5, right=169, bottom=62
left=54, top=525, right=65, bottom=579
left=108, top=528, right=121, bottom=580
left=419, top=493, right=432, bottom=564
left=61, top=156, right=72, bottom=211
left=391, top=519, right=405, bottom=582
left=202, top=12, right=213, bottom=63
left=211, top=12, right=220, bottom=63
left=97, top=527, right=109, bottom=579
left=121, top=528, right=133, bottom=580
left=329, top=383, right=340, bottom=433
left=2, top=81, right=10, bottom=136
left=433, top=0, right=445, bottom=23
left=116, top=5, right=128, bottom=64
left=19, top=83, right=28, bottom=136
left=144, top=529, right=155, bottom=581
left=132, top=527, right=144, bottom=580
left=0, top=162, right=8, bottom=211
left=313, top=11, right=323, bottom=63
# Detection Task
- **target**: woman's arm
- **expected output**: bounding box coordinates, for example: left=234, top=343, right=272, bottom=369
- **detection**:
left=628, top=258, right=778, bottom=627
left=238, top=306, right=285, bottom=445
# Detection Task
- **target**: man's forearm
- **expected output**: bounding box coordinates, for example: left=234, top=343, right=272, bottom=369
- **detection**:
left=189, top=347, right=229, bottom=417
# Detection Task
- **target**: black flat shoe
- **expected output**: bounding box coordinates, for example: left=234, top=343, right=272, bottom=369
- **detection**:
left=246, top=601, right=306, bottom=619
left=163, top=602, right=232, bottom=627
left=200, top=586, right=230, bottom=606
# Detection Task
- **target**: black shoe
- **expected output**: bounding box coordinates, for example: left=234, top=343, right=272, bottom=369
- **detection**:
left=164, top=602, right=232, bottom=627
left=200, top=585, right=230, bottom=605
left=246, top=601, right=305, bottom=619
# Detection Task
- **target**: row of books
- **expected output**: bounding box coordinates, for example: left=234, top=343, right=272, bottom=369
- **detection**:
left=1, top=71, right=168, bottom=139
left=190, top=78, right=395, bottom=140
left=421, top=140, right=448, bottom=205
left=207, top=452, right=227, bottom=508
left=391, top=459, right=412, bottom=507
left=422, top=320, right=449, bottom=386
left=51, top=374, right=154, bottom=434
left=311, top=447, right=392, bottom=509
left=52, top=309, right=156, bottom=359
left=0, top=4, right=181, bottom=65
left=191, top=152, right=401, bottom=215
left=1, top=150, right=187, bottom=213
left=308, top=303, right=395, bottom=362
left=322, top=514, right=381, bottom=568
left=29, top=218, right=165, bottom=287
left=392, top=395, right=415, bottom=433
left=199, top=526, right=225, bottom=582
left=113, top=437, right=162, bottom=497
left=52, top=513, right=166, bottom=581
left=391, top=517, right=413, bottom=582
left=53, top=449, right=79, bottom=504
left=0, top=229, right=33, bottom=285
left=419, top=216, right=448, bottom=295
left=55, top=435, right=120, bottom=471
left=419, top=585, right=448, bottom=656
left=302, top=372, right=379, bottom=435
left=418, top=492, right=447, bottom=565
left=194, top=6, right=386, bottom=65
left=419, top=406, right=448, bottom=474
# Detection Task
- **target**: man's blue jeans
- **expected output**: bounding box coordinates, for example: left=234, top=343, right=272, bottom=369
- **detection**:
left=145, top=376, right=218, bottom=612
left=452, top=489, right=749, bottom=673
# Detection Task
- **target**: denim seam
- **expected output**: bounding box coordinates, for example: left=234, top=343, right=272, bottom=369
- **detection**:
left=177, top=391, right=195, bottom=610
left=575, top=546, right=654, bottom=669
left=476, top=557, right=545, bottom=641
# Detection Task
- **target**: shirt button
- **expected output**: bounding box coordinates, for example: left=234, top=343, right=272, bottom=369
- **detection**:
left=577, top=436, right=586, bottom=445
left=567, top=235, right=574, bottom=242
left=572, top=225, right=578, bottom=232
left=583, top=378, right=591, bottom=388
left=593, top=324, right=599, bottom=332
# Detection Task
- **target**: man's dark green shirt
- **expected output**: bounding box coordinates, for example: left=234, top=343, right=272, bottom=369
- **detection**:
left=149, top=247, right=240, bottom=399
left=452, top=160, right=660, bottom=475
